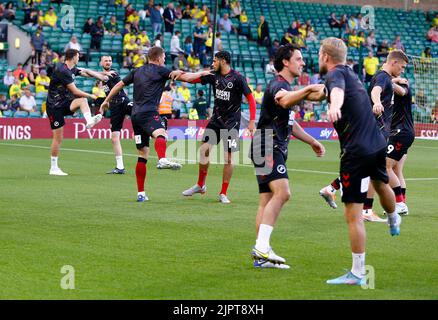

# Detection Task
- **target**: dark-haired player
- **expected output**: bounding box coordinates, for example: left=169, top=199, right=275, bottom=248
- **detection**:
left=250, top=44, right=325, bottom=269
left=182, top=50, right=257, bottom=204
left=99, top=55, right=133, bottom=174
left=101, top=47, right=210, bottom=202
left=47, top=48, right=109, bottom=176
left=318, top=38, right=400, bottom=286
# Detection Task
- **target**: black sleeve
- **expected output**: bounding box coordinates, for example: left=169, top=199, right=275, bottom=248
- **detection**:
left=325, top=68, right=346, bottom=95
left=200, top=73, right=215, bottom=85
left=110, top=71, right=122, bottom=83
left=240, top=75, right=252, bottom=96
left=158, top=66, right=172, bottom=80
left=374, top=72, right=390, bottom=90
left=270, top=81, right=290, bottom=103
left=122, top=69, right=136, bottom=86
left=59, top=69, right=75, bottom=86
left=73, top=67, right=82, bottom=76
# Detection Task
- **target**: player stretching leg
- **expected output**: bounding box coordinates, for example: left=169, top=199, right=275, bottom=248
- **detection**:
left=182, top=51, right=257, bottom=203
left=101, top=47, right=210, bottom=201
left=99, top=55, right=133, bottom=174
left=47, top=49, right=107, bottom=176
left=317, top=38, right=400, bottom=285
left=250, top=44, right=325, bottom=269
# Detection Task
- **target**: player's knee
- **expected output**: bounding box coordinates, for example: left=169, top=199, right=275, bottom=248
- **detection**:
left=276, top=190, right=291, bottom=203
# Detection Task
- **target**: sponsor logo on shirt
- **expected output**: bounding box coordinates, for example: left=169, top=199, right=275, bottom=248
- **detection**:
left=216, top=89, right=230, bottom=101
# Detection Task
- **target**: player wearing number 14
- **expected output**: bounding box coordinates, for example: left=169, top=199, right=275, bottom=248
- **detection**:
left=182, top=51, right=257, bottom=203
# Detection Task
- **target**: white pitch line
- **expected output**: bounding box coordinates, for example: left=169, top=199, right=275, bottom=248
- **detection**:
left=0, top=142, right=338, bottom=175
left=405, top=178, right=438, bottom=181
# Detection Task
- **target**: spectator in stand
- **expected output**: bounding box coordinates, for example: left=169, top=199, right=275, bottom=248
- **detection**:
left=137, top=30, right=150, bottom=46
left=348, top=29, right=360, bottom=48
left=287, top=21, right=300, bottom=39
left=105, top=16, right=120, bottom=36
left=298, top=71, right=310, bottom=86
left=64, top=35, right=82, bottom=52
left=422, top=47, right=433, bottom=58
left=184, top=36, right=193, bottom=57
left=427, top=26, right=438, bottom=43
left=150, top=3, right=163, bottom=36
left=265, top=58, right=276, bottom=75
left=205, top=26, right=214, bottom=55
left=190, top=4, right=202, bottom=20
left=28, top=65, right=40, bottom=87
left=365, top=30, right=377, bottom=52
left=363, top=50, right=379, bottom=83
left=310, top=72, right=320, bottom=84
left=4, top=2, right=15, bottom=21
left=253, top=84, right=264, bottom=105
left=280, top=32, right=292, bottom=46
left=8, top=95, right=20, bottom=112
left=30, top=27, right=45, bottom=65
left=219, top=13, right=237, bottom=34
left=123, top=51, right=134, bottom=69
left=328, top=12, right=341, bottom=29
left=170, top=30, right=184, bottom=61
left=377, top=39, right=390, bottom=58
left=193, top=20, right=207, bottom=60
left=132, top=49, right=146, bottom=68
left=169, top=82, right=185, bottom=119
left=90, top=17, right=105, bottom=50
left=36, top=9, right=45, bottom=26
left=24, top=9, right=38, bottom=27
left=13, top=63, right=28, bottom=80
left=91, top=80, right=106, bottom=113
left=163, top=2, right=176, bottom=34
left=128, top=10, right=141, bottom=33
left=187, top=52, right=201, bottom=71
left=230, top=1, right=242, bottom=19
left=393, top=35, right=405, bottom=51
left=0, top=94, right=8, bottom=112
left=3, top=68, right=15, bottom=87
left=257, top=15, right=270, bottom=47
left=19, top=89, right=37, bottom=113
left=124, top=37, right=138, bottom=56
left=153, top=33, right=163, bottom=47
left=356, top=13, right=364, bottom=31
left=239, top=10, right=249, bottom=36
left=44, top=7, right=57, bottom=28
left=83, top=18, right=93, bottom=34
left=214, top=32, right=223, bottom=54
left=175, top=4, right=183, bottom=20
left=388, top=42, right=398, bottom=53
left=294, top=32, right=307, bottom=49
left=357, top=31, right=365, bottom=47
left=125, top=3, right=135, bottom=19
left=35, top=69, right=50, bottom=94
left=173, top=52, right=189, bottom=71
left=348, top=14, right=358, bottom=31
left=18, top=73, right=30, bottom=89
left=178, top=81, right=191, bottom=105
left=269, top=39, right=280, bottom=58
left=182, top=4, right=191, bottom=19
left=192, top=90, right=209, bottom=120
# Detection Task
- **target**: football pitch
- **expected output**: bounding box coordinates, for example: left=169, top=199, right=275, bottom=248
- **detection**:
left=0, top=138, right=437, bottom=300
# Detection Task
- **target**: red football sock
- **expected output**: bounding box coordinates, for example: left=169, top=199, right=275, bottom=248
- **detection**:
left=197, top=167, right=208, bottom=187
left=154, top=136, right=167, bottom=160
left=136, top=158, right=147, bottom=192
left=220, top=182, right=229, bottom=195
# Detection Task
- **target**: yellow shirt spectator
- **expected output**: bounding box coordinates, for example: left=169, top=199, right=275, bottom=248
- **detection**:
left=253, top=91, right=264, bottom=104
left=187, top=55, right=200, bottom=71
left=298, top=25, right=307, bottom=38
left=9, top=84, right=22, bottom=98
left=92, top=86, right=106, bottom=98
left=348, top=34, right=359, bottom=47
left=37, top=15, right=45, bottom=26
left=137, top=34, right=150, bottom=46
left=124, top=42, right=138, bottom=55
left=178, top=86, right=191, bottom=102
left=205, top=31, right=213, bottom=48
left=357, top=35, right=365, bottom=47
left=133, top=54, right=145, bottom=68
left=363, top=56, right=379, bottom=76
left=35, top=75, right=51, bottom=93
left=19, top=77, right=30, bottom=89
left=127, top=13, right=140, bottom=25
left=191, top=8, right=203, bottom=20
left=240, top=14, right=248, bottom=24
left=44, top=12, right=58, bottom=27
left=123, top=33, right=136, bottom=45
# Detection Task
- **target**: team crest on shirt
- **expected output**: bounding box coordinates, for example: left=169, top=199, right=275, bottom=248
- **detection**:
left=277, top=165, right=286, bottom=174
left=227, top=82, right=233, bottom=89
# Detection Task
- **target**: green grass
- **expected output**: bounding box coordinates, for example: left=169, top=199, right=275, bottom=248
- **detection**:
left=0, top=138, right=437, bottom=299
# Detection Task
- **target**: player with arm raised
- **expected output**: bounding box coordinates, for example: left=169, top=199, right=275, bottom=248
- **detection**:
left=47, top=49, right=108, bottom=176
left=318, top=38, right=400, bottom=285
left=181, top=51, right=257, bottom=204
left=249, top=44, right=325, bottom=269
left=100, top=47, right=211, bottom=202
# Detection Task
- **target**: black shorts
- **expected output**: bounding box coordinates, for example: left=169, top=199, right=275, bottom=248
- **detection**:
left=387, top=133, right=415, bottom=161
left=252, top=148, right=289, bottom=194
left=201, top=120, right=240, bottom=153
left=46, top=99, right=75, bottom=130
left=340, top=147, right=389, bottom=203
left=110, top=99, right=133, bottom=132
left=131, top=111, right=165, bottom=149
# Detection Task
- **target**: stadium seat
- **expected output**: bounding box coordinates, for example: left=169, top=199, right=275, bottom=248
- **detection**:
left=14, top=111, right=29, bottom=118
